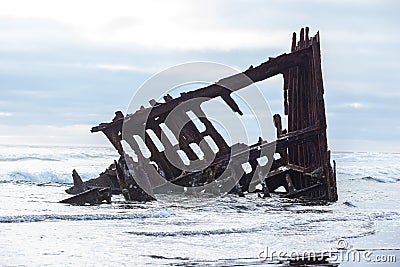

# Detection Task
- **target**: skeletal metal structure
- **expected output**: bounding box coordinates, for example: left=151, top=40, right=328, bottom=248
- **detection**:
left=62, top=28, right=338, bottom=204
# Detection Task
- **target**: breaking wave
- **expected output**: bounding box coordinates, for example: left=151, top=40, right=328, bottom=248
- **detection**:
left=362, top=176, right=400, bottom=183
left=0, top=209, right=174, bottom=223
left=2, top=171, right=70, bottom=184
left=126, top=227, right=262, bottom=237
left=0, top=145, right=116, bottom=184
left=0, top=156, right=60, bottom=162
left=337, top=166, right=400, bottom=178
left=0, top=150, right=116, bottom=162
left=0, top=170, right=100, bottom=184
left=0, top=173, right=90, bottom=186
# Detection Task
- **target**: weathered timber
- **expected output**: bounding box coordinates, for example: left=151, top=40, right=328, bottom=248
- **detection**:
left=60, top=188, right=112, bottom=205
left=65, top=27, right=338, bottom=203
left=66, top=166, right=121, bottom=195
left=283, top=183, right=323, bottom=199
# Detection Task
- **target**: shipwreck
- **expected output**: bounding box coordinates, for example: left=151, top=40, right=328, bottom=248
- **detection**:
left=61, top=28, right=338, bottom=205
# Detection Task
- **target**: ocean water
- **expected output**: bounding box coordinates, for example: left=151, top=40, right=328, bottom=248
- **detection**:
left=0, top=144, right=399, bottom=266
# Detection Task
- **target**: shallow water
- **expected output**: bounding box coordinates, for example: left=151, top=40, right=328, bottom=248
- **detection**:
left=0, top=145, right=399, bottom=266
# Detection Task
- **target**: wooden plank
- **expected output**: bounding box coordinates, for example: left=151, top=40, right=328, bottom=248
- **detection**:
left=283, top=183, right=322, bottom=199
left=266, top=164, right=307, bottom=179
left=291, top=32, right=297, bottom=52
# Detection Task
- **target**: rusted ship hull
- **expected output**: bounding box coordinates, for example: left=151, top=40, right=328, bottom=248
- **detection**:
left=62, top=28, right=338, bottom=205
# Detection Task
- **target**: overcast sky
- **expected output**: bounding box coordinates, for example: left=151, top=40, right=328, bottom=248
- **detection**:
left=0, top=0, right=399, bottom=152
